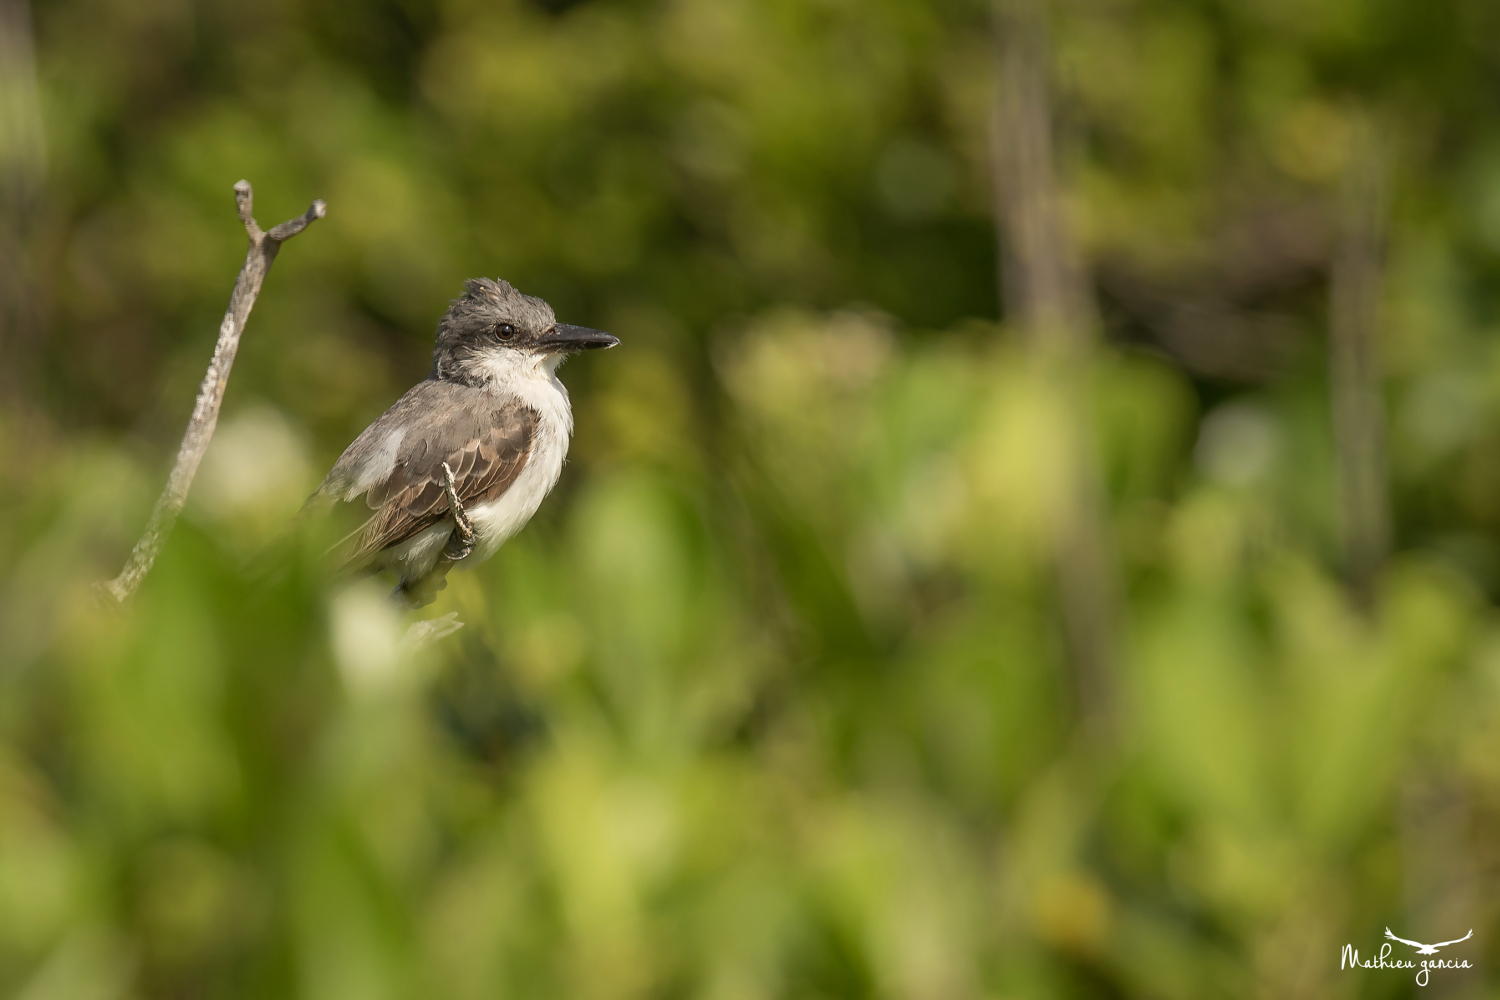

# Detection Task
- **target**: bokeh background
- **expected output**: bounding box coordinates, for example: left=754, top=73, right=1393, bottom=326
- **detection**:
left=3, top=0, right=1499, bottom=996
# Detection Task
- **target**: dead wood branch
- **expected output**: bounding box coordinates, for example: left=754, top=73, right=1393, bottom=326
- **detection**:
left=98, top=181, right=325, bottom=604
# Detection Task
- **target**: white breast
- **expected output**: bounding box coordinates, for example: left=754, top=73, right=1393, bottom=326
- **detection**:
left=463, top=360, right=573, bottom=564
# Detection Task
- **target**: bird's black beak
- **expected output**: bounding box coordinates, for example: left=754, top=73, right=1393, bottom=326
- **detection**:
left=540, top=324, right=620, bottom=352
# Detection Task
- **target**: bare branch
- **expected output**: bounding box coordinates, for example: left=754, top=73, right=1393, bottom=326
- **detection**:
left=97, top=181, right=325, bottom=604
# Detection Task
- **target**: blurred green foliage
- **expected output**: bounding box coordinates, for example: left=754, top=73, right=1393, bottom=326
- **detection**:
left=3, top=0, right=1500, bottom=997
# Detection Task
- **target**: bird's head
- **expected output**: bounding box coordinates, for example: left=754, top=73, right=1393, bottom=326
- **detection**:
left=431, top=277, right=618, bottom=385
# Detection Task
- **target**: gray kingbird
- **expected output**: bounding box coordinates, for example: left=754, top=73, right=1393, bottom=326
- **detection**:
left=310, top=277, right=618, bottom=605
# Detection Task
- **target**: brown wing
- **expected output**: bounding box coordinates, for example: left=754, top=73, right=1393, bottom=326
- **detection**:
left=318, top=388, right=538, bottom=568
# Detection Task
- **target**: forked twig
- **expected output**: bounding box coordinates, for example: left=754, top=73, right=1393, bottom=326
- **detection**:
left=97, top=181, right=325, bottom=604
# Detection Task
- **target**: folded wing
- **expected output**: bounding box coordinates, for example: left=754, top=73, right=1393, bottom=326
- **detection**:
left=314, top=380, right=538, bottom=568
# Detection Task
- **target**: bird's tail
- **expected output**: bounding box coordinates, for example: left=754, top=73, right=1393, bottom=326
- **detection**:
left=240, top=489, right=376, bottom=596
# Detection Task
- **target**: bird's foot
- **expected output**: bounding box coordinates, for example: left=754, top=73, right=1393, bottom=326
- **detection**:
left=444, top=534, right=474, bottom=561
left=441, top=461, right=476, bottom=561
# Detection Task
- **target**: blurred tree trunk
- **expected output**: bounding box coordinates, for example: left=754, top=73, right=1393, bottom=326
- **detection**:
left=992, top=0, right=1086, bottom=348
left=991, top=0, right=1117, bottom=734
left=0, top=0, right=46, bottom=409
left=1329, top=117, right=1391, bottom=607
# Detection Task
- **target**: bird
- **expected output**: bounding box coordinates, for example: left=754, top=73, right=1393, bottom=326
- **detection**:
left=1383, top=928, right=1474, bottom=955
left=308, top=277, right=617, bottom=606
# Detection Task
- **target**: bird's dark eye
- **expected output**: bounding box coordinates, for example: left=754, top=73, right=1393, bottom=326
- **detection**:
left=495, top=323, right=517, bottom=341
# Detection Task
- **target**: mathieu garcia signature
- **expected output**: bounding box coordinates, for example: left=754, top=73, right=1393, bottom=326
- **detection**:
left=1342, top=928, right=1475, bottom=986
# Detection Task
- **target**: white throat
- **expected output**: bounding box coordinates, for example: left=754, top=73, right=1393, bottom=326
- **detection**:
left=467, top=345, right=574, bottom=442
left=468, top=346, right=569, bottom=388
